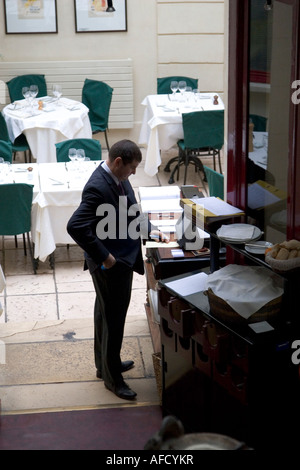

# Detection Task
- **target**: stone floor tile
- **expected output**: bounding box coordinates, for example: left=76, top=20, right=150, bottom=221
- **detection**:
left=6, top=294, right=58, bottom=323
left=57, top=292, right=95, bottom=320
left=5, top=273, right=55, bottom=296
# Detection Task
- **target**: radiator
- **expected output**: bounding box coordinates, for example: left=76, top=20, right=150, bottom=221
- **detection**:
left=0, top=59, right=133, bottom=129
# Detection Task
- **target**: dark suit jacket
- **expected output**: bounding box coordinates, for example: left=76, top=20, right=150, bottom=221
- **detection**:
left=67, top=164, right=149, bottom=275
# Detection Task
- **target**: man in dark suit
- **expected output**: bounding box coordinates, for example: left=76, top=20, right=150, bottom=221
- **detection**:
left=67, top=140, right=168, bottom=400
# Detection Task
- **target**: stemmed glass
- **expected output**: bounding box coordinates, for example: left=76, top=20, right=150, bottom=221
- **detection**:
left=68, top=148, right=77, bottom=163
left=185, top=86, right=192, bottom=107
left=76, top=149, right=86, bottom=163
left=178, top=81, right=187, bottom=101
left=29, top=85, right=39, bottom=113
left=170, top=81, right=179, bottom=100
left=52, top=84, right=62, bottom=105
left=22, top=87, right=30, bottom=108
left=193, top=89, right=200, bottom=108
left=30, top=85, right=39, bottom=99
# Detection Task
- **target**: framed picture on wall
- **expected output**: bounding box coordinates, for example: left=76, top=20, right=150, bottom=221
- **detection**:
left=4, top=0, right=58, bottom=34
left=74, top=0, right=127, bottom=33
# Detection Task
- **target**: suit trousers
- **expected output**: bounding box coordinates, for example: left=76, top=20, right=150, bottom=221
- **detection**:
left=91, top=262, right=133, bottom=387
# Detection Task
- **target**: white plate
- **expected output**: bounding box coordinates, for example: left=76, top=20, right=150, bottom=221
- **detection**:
left=217, top=223, right=262, bottom=244
left=244, top=241, right=273, bottom=254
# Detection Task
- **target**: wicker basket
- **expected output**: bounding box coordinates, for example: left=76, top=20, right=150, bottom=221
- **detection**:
left=152, top=352, right=162, bottom=405
left=205, top=288, right=282, bottom=325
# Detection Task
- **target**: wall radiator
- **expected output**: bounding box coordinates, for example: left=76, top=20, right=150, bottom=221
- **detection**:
left=0, top=58, right=133, bottom=129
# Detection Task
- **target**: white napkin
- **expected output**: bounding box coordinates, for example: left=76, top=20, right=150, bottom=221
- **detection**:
left=218, top=224, right=255, bottom=240
left=206, top=264, right=283, bottom=319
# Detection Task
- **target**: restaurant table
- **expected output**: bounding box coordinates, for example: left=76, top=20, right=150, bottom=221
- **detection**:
left=0, top=162, right=40, bottom=197
left=248, top=131, right=268, bottom=170
left=2, top=97, right=92, bottom=163
left=138, top=93, right=225, bottom=177
left=32, top=161, right=100, bottom=262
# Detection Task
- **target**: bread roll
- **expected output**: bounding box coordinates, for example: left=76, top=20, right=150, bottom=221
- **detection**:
left=271, top=244, right=280, bottom=258
left=282, top=239, right=300, bottom=250
left=288, top=249, right=298, bottom=259
left=276, top=248, right=289, bottom=260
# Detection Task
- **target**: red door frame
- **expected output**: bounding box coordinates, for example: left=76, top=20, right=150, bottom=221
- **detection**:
left=227, top=0, right=300, bottom=240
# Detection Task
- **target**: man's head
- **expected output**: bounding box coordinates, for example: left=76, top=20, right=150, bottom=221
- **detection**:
left=108, top=139, right=142, bottom=181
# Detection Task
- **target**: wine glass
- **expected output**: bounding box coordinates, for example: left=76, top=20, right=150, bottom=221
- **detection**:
left=185, top=86, right=192, bottom=107
left=76, top=149, right=86, bottom=163
left=30, top=85, right=39, bottom=99
left=52, top=84, right=62, bottom=105
left=68, top=148, right=77, bottom=162
left=170, top=81, right=179, bottom=100
left=193, top=89, right=200, bottom=107
left=22, top=87, right=30, bottom=107
left=178, top=81, right=187, bottom=100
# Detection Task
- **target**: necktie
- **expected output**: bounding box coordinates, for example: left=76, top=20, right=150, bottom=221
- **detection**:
left=118, top=182, right=125, bottom=195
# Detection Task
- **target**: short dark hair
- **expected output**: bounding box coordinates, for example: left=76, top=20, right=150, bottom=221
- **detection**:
left=109, top=139, right=142, bottom=165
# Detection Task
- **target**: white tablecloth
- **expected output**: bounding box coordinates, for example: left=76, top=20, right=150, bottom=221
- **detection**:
left=2, top=97, right=92, bottom=163
left=0, top=162, right=40, bottom=196
left=138, top=93, right=225, bottom=177
left=0, top=161, right=99, bottom=262
left=248, top=131, right=268, bottom=169
left=32, top=161, right=100, bottom=262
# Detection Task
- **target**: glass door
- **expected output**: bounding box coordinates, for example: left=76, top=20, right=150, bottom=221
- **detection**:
left=247, top=0, right=293, bottom=243
left=227, top=0, right=300, bottom=243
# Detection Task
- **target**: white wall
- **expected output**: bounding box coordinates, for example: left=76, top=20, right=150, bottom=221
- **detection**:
left=0, top=0, right=225, bottom=146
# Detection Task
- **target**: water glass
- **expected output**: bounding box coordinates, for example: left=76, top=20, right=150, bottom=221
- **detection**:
left=68, top=148, right=77, bottom=162
left=76, top=149, right=86, bottom=163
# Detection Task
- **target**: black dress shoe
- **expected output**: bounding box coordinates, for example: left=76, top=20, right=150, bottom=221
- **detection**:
left=96, top=360, right=134, bottom=379
left=105, top=380, right=137, bottom=400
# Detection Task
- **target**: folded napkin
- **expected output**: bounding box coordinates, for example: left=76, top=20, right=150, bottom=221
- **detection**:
left=218, top=224, right=255, bottom=240
left=206, top=264, right=283, bottom=318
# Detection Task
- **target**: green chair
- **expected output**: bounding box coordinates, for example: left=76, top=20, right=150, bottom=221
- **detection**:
left=55, top=138, right=102, bottom=162
left=164, top=110, right=224, bottom=185
left=0, top=112, right=31, bottom=163
left=157, top=76, right=198, bottom=94
left=204, top=165, right=224, bottom=199
left=82, top=79, right=113, bottom=150
left=0, top=183, right=37, bottom=274
left=6, top=74, right=47, bottom=102
left=0, top=140, right=13, bottom=163
left=249, top=114, right=267, bottom=132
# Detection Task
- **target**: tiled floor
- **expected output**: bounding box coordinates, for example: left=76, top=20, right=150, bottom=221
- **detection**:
left=0, top=147, right=213, bottom=415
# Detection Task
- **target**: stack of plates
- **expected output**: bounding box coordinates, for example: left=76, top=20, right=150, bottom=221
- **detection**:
left=216, top=223, right=262, bottom=244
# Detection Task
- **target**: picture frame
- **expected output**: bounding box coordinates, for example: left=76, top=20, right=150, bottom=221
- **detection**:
left=74, top=0, right=127, bottom=33
left=4, top=0, right=58, bottom=34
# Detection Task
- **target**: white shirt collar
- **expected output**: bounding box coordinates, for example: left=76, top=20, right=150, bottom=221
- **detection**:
left=101, top=160, right=119, bottom=185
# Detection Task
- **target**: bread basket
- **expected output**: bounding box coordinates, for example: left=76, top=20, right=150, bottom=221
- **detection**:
left=265, top=239, right=300, bottom=272
left=205, top=288, right=282, bottom=325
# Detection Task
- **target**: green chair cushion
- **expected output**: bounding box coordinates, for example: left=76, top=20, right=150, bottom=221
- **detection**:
left=157, top=76, right=198, bottom=94
left=0, top=140, right=13, bottom=163
left=55, top=138, right=102, bottom=162
left=204, top=165, right=224, bottom=199
left=6, top=74, right=47, bottom=102
left=0, top=183, right=33, bottom=235
left=82, top=79, right=113, bottom=132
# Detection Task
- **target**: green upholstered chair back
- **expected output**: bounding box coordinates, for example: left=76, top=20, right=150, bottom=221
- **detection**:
left=0, top=183, right=33, bottom=235
left=6, top=74, right=47, bottom=102
left=0, top=140, right=13, bottom=163
left=82, top=79, right=113, bottom=131
left=181, top=110, right=224, bottom=150
left=0, top=113, right=10, bottom=142
left=249, top=114, right=267, bottom=132
left=157, top=76, right=198, bottom=94
left=55, top=138, right=102, bottom=162
left=204, top=165, right=224, bottom=200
